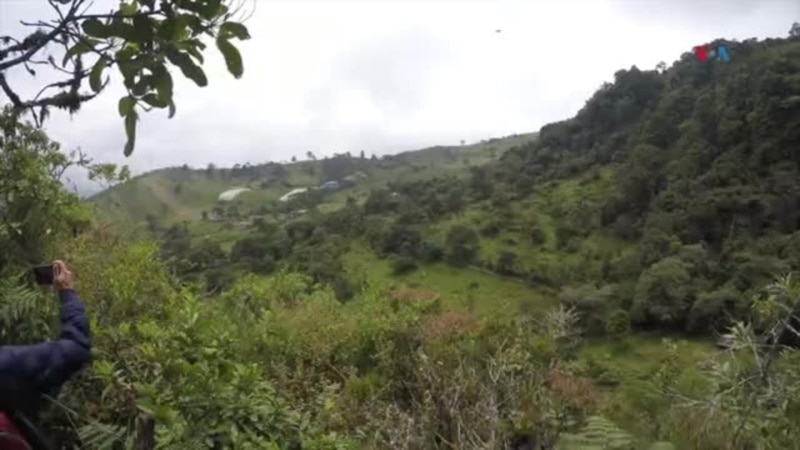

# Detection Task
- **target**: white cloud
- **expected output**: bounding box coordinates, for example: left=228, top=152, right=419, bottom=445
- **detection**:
left=0, top=0, right=797, bottom=194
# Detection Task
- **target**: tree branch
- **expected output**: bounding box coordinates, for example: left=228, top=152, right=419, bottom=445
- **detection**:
left=0, top=74, right=22, bottom=107
left=0, top=0, right=83, bottom=71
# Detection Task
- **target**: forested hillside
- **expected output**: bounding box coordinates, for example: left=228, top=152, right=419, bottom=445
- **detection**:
left=145, top=35, right=800, bottom=337
left=2, top=25, right=800, bottom=450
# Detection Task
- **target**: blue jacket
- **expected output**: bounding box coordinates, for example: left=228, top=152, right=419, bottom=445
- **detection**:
left=0, top=290, right=91, bottom=416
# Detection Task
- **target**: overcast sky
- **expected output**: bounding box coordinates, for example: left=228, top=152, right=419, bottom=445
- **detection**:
left=1, top=0, right=798, bottom=194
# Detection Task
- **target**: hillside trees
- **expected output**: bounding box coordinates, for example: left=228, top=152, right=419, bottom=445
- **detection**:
left=0, top=110, right=126, bottom=273
left=445, top=224, right=480, bottom=267
left=321, top=153, right=355, bottom=181
left=0, top=0, right=251, bottom=155
left=483, top=36, right=800, bottom=333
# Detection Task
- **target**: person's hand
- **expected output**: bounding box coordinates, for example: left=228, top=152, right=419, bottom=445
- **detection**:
left=53, top=260, right=75, bottom=291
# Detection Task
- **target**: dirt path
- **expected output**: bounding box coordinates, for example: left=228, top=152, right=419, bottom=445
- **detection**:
left=142, top=176, right=196, bottom=222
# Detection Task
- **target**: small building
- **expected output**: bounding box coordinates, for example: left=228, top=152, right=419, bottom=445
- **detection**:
left=279, top=187, right=308, bottom=202
left=218, top=187, right=250, bottom=202
left=320, top=180, right=340, bottom=190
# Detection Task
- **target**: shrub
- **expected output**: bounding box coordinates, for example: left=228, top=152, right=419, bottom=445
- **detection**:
left=445, top=224, right=480, bottom=267
left=686, top=286, right=744, bottom=333
left=530, top=223, right=547, bottom=246
left=559, top=284, right=617, bottom=335
left=391, top=254, right=419, bottom=275
left=605, top=309, right=631, bottom=337
left=419, top=241, right=444, bottom=262
left=631, top=257, right=693, bottom=329
left=496, top=250, right=518, bottom=275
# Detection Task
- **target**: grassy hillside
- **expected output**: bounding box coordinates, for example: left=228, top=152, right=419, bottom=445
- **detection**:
left=91, top=133, right=536, bottom=226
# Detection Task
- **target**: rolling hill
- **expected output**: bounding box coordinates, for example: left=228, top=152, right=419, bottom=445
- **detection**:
left=91, top=133, right=537, bottom=226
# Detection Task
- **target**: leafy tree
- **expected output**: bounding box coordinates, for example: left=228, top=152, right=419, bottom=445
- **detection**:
left=686, top=286, right=744, bottom=333
left=291, top=155, right=297, bottom=162
left=0, top=0, right=251, bottom=155
left=631, top=257, right=694, bottom=328
left=364, top=189, right=397, bottom=215
left=160, top=222, right=191, bottom=258
left=380, top=222, right=422, bottom=258
left=445, top=224, right=479, bottom=267
left=306, top=151, right=317, bottom=161
left=321, top=154, right=355, bottom=181
left=420, top=241, right=444, bottom=262
left=529, top=221, right=547, bottom=246
left=496, top=250, right=517, bottom=275
left=390, top=254, right=418, bottom=275
left=0, top=111, right=121, bottom=272
left=469, top=166, right=494, bottom=200
left=559, top=284, right=616, bottom=335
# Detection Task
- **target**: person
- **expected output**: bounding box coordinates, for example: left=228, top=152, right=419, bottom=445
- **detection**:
left=0, top=261, right=92, bottom=450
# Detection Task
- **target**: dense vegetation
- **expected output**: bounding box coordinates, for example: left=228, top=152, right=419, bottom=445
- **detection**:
left=148, top=34, right=800, bottom=340
left=0, top=26, right=799, bottom=450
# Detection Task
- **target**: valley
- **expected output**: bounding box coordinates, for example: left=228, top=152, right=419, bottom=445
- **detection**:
left=0, top=8, right=798, bottom=447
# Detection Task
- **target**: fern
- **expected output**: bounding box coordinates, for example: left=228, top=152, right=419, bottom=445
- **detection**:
left=557, top=415, right=634, bottom=450
left=76, top=421, right=208, bottom=450
left=77, top=422, right=129, bottom=450
left=0, top=276, right=55, bottom=344
left=647, top=443, right=676, bottom=450
left=556, top=416, right=678, bottom=450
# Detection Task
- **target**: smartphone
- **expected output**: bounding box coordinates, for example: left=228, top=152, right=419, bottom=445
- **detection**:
left=32, top=265, right=54, bottom=285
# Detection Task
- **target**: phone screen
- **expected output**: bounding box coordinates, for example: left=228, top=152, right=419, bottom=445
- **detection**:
left=32, top=265, right=54, bottom=285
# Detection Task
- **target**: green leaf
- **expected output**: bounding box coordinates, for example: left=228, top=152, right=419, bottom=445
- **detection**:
left=200, top=0, right=222, bottom=20
left=153, top=65, right=174, bottom=105
left=132, top=15, right=154, bottom=44
left=131, top=75, right=153, bottom=97
left=168, top=99, right=176, bottom=119
left=82, top=19, right=109, bottom=38
left=165, top=48, right=208, bottom=87
left=183, top=42, right=205, bottom=63
left=141, top=93, right=166, bottom=108
left=119, top=2, right=138, bottom=16
left=62, top=39, right=99, bottom=66
left=136, top=398, right=156, bottom=416
left=219, top=22, right=250, bottom=40
left=105, top=20, right=137, bottom=41
left=118, top=96, right=136, bottom=117
left=157, top=16, right=179, bottom=41
left=123, top=110, right=138, bottom=156
left=216, top=38, right=243, bottom=79
left=183, top=14, right=204, bottom=34
left=89, top=58, right=107, bottom=93
left=118, top=58, right=147, bottom=85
